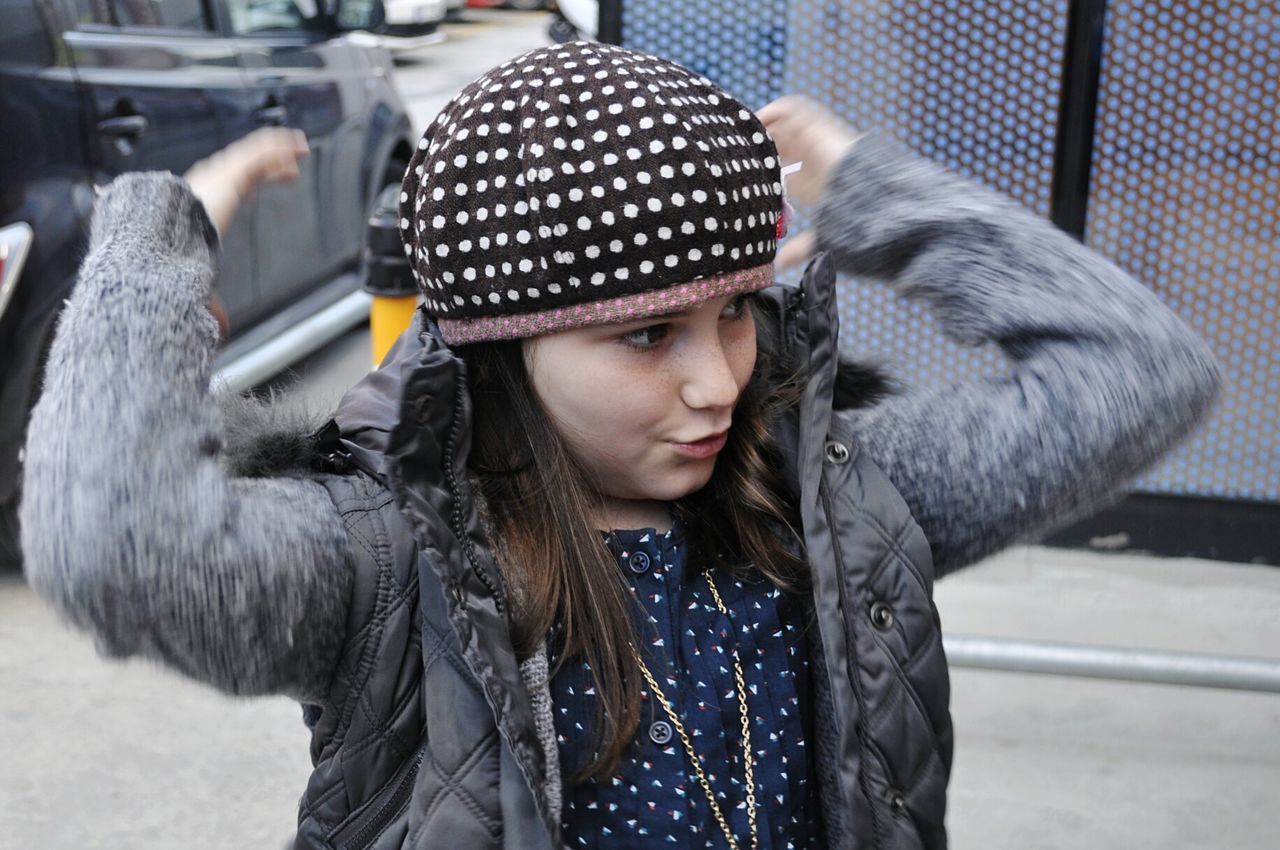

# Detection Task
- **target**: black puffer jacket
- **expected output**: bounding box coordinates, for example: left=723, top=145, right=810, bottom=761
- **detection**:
left=296, top=254, right=947, bottom=849
left=22, top=133, right=1219, bottom=850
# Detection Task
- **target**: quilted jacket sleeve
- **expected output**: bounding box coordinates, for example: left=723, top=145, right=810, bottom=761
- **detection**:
left=20, top=172, right=353, bottom=702
left=816, top=133, right=1221, bottom=576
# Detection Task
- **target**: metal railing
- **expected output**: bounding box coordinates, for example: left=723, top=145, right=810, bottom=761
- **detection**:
left=945, top=634, right=1280, bottom=694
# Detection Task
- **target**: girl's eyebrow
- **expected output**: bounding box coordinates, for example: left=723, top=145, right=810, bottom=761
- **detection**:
left=610, top=308, right=690, bottom=328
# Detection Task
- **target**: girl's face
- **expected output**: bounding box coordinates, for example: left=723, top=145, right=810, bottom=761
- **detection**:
left=523, top=293, right=757, bottom=530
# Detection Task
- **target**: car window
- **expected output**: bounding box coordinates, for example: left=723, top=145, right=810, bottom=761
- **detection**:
left=72, top=0, right=213, bottom=30
left=0, top=0, right=55, bottom=66
left=224, top=0, right=324, bottom=35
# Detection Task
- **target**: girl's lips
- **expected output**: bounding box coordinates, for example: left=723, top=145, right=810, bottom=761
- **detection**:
left=671, top=430, right=729, bottom=459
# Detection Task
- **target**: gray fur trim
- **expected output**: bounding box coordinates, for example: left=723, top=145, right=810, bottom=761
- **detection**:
left=519, top=645, right=563, bottom=828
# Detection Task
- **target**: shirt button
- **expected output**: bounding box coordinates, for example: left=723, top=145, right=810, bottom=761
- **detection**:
left=628, top=551, right=651, bottom=574
left=648, top=720, right=674, bottom=745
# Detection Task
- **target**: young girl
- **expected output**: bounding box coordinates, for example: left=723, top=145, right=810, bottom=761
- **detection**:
left=21, top=42, right=1217, bottom=850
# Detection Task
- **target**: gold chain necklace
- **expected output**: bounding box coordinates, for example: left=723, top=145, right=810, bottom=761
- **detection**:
left=631, top=568, right=759, bottom=850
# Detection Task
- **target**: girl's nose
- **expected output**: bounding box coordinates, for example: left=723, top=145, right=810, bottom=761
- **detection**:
left=680, top=338, right=741, bottom=412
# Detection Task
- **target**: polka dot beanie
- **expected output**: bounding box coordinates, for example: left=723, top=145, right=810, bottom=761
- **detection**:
left=398, top=41, right=784, bottom=344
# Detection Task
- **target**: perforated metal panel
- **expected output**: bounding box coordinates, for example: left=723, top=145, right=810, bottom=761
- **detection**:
left=622, top=0, right=1279, bottom=502
left=1087, top=0, right=1279, bottom=499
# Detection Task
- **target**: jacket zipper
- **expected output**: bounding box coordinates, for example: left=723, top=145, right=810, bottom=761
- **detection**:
left=341, top=745, right=428, bottom=850
left=442, top=377, right=504, bottom=613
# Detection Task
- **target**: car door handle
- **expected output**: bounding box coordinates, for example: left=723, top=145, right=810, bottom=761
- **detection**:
left=253, top=105, right=289, bottom=126
left=97, top=114, right=149, bottom=138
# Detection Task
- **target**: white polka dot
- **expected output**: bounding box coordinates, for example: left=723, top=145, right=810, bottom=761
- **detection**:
left=649, top=140, right=665, bottom=154
left=671, top=193, right=685, bottom=206
left=585, top=244, right=600, bottom=259
left=519, top=259, right=534, bottom=272
left=464, top=267, right=477, bottom=281
left=640, top=260, right=655, bottom=274
left=664, top=255, right=678, bottom=268
left=577, top=216, right=592, bottom=231
left=688, top=248, right=702, bottom=261
left=455, top=211, right=468, bottom=224
left=516, top=229, right=532, bottom=244
left=591, top=186, right=605, bottom=198
left=547, top=193, right=561, bottom=208
left=458, top=239, right=472, bottom=252
left=453, top=154, right=467, bottom=168
left=610, top=239, right=624, bottom=252
left=623, top=203, right=639, bottom=218
left=681, top=221, right=695, bottom=235
left=433, top=215, right=446, bottom=228
left=507, top=289, right=520, bottom=300
left=615, top=267, right=629, bottom=280
left=658, top=226, right=672, bottom=239
left=435, top=244, right=449, bottom=257
left=601, top=211, right=615, bottom=225
left=634, top=233, right=648, bottom=246
left=590, top=272, right=606, bottom=285
left=569, top=188, right=584, bottom=202
left=647, top=198, right=662, bottom=212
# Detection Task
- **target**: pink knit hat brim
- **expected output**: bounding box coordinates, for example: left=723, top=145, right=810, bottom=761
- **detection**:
left=437, top=263, right=774, bottom=345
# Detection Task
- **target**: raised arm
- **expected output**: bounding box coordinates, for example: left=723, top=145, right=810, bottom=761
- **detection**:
left=761, top=98, right=1220, bottom=575
left=20, top=140, right=353, bottom=701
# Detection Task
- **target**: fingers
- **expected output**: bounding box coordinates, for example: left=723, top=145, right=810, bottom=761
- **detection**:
left=233, top=128, right=310, bottom=188
left=774, top=231, right=815, bottom=270
left=757, top=96, right=814, bottom=162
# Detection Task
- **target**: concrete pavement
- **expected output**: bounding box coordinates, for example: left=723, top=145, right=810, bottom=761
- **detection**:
left=5, top=542, right=1277, bottom=849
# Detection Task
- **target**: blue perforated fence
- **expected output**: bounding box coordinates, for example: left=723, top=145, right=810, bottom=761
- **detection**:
left=615, top=0, right=1279, bottom=507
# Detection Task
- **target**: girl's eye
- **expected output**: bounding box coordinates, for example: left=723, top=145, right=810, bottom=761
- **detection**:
left=722, top=294, right=752, bottom=320
left=619, top=323, right=669, bottom=349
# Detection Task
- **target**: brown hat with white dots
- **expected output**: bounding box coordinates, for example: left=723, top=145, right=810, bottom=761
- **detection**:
left=397, top=41, right=784, bottom=344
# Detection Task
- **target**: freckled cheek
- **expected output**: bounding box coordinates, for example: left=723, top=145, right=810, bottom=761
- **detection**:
left=728, top=323, right=758, bottom=394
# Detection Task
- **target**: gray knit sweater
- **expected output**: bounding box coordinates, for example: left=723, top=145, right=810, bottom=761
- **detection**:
left=20, top=133, right=1220, bottom=702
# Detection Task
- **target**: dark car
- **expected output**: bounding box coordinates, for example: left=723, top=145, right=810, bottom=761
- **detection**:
left=0, top=0, right=417, bottom=568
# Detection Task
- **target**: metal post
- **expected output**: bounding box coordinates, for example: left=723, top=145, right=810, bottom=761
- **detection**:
left=1051, top=0, right=1108, bottom=238
left=945, top=634, right=1280, bottom=694
left=597, top=0, right=623, bottom=45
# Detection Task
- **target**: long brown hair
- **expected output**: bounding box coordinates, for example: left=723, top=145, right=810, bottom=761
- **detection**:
left=457, top=301, right=806, bottom=780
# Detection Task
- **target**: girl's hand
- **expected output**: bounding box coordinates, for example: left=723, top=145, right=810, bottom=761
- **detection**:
left=183, top=127, right=310, bottom=240
left=757, top=96, right=862, bottom=269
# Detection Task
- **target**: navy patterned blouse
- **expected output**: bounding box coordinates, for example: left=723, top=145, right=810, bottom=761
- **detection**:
left=550, top=522, right=823, bottom=848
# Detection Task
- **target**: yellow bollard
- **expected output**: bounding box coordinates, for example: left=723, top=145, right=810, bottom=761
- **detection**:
left=363, top=183, right=420, bottom=366
left=370, top=293, right=419, bottom=366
